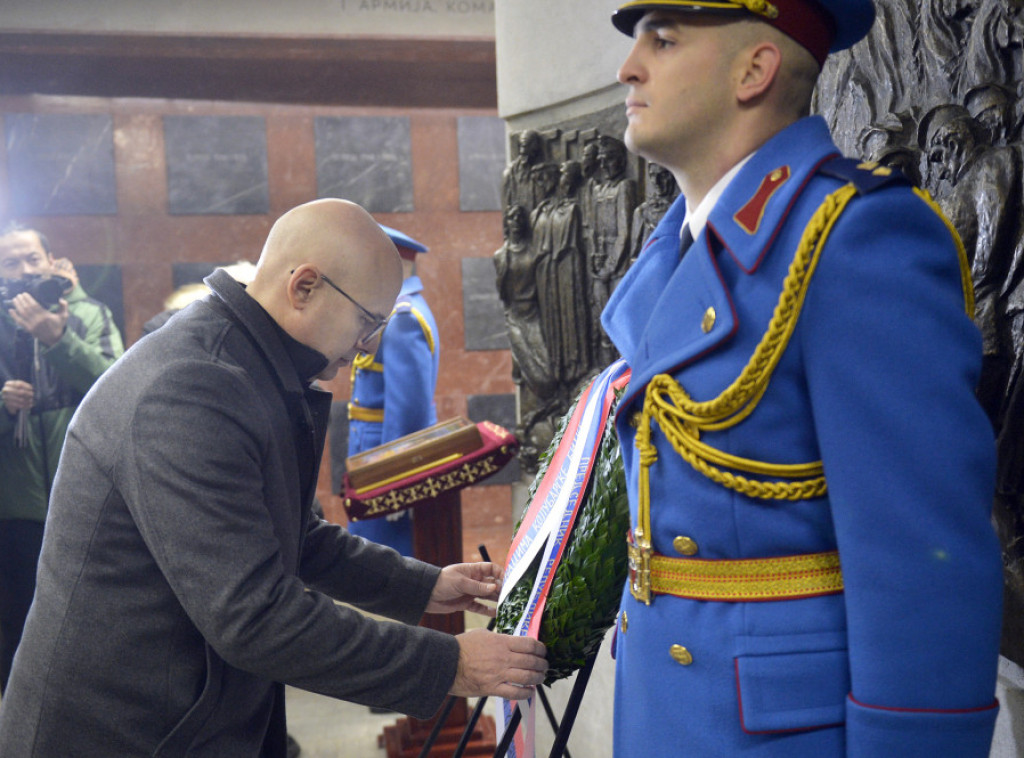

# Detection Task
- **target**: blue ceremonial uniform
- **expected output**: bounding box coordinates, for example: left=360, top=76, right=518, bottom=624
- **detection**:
left=347, top=275, right=439, bottom=555
left=602, top=117, right=1003, bottom=756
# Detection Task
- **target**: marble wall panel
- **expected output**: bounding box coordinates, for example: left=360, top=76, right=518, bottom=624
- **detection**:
left=164, top=115, right=270, bottom=215
left=457, top=115, right=505, bottom=212
left=467, top=392, right=519, bottom=484
left=314, top=116, right=413, bottom=213
left=77, top=263, right=125, bottom=337
left=4, top=113, right=117, bottom=216
left=461, top=256, right=508, bottom=351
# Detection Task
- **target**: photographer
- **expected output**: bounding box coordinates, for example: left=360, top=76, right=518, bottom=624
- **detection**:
left=0, top=222, right=123, bottom=693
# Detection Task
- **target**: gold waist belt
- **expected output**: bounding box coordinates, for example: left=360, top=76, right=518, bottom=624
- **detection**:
left=348, top=404, right=384, bottom=422
left=629, top=539, right=843, bottom=604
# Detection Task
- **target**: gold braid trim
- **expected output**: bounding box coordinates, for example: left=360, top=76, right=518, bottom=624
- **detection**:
left=912, top=187, right=975, bottom=318
left=408, top=306, right=437, bottom=355
left=636, top=183, right=859, bottom=507
left=739, top=0, right=779, bottom=19
left=617, top=0, right=779, bottom=19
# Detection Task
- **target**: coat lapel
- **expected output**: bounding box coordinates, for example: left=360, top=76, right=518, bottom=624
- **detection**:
left=603, top=196, right=738, bottom=407
left=603, top=117, right=842, bottom=409
left=710, top=117, right=840, bottom=274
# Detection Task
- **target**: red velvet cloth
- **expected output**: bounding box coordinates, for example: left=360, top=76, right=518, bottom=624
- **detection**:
left=342, top=421, right=519, bottom=522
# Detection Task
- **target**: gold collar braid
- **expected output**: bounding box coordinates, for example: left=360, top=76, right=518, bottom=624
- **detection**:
left=633, top=183, right=860, bottom=549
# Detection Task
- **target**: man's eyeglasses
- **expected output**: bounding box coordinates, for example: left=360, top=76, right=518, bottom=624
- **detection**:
left=318, top=272, right=389, bottom=343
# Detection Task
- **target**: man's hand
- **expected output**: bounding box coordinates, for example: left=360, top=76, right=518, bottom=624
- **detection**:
left=8, top=293, right=68, bottom=346
left=51, top=257, right=79, bottom=290
left=1, top=380, right=34, bottom=415
left=449, top=628, right=547, bottom=700
left=426, top=562, right=503, bottom=617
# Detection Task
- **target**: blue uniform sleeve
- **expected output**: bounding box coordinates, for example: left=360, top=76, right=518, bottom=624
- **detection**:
left=379, top=307, right=436, bottom=444
left=800, top=187, right=1002, bottom=756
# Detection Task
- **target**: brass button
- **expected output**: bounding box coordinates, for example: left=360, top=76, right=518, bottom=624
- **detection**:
left=673, top=536, right=698, bottom=556
left=630, top=411, right=643, bottom=428
left=621, top=611, right=628, bottom=633
left=701, top=307, right=716, bottom=333
left=670, top=645, right=693, bottom=666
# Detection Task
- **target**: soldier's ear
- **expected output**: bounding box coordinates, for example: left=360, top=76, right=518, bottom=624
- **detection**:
left=736, top=41, right=782, bottom=104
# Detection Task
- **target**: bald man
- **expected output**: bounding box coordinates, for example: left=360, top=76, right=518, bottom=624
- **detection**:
left=0, top=199, right=547, bottom=758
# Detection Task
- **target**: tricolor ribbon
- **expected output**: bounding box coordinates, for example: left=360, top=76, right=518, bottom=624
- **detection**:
left=499, top=359, right=629, bottom=758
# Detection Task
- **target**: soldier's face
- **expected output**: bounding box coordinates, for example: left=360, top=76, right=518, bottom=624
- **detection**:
left=617, top=12, right=738, bottom=172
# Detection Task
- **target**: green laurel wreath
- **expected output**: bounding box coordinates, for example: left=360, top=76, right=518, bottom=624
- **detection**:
left=495, top=384, right=628, bottom=684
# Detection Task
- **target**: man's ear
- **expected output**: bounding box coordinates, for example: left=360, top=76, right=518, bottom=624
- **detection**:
left=736, top=41, right=782, bottom=103
left=288, top=265, right=320, bottom=310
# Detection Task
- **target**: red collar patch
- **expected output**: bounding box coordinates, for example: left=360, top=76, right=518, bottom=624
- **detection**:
left=733, top=166, right=791, bottom=235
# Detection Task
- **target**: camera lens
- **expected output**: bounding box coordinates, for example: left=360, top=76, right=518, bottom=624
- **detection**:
left=29, top=278, right=67, bottom=309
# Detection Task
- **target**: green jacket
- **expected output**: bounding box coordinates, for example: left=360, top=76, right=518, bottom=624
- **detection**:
left=0, top=284, right=124, bottom=522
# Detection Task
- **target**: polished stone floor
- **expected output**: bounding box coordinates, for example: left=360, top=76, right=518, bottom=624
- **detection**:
left=284, top=687, right=396, bottom=758
left=283, top=608, right=503, bottom=758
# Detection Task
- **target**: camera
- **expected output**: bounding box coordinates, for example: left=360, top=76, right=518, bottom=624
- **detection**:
left=0, top=274, right=72, bottom=310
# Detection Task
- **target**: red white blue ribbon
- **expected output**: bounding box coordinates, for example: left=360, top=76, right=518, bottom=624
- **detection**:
left=499, top=359, right=629, bottom=758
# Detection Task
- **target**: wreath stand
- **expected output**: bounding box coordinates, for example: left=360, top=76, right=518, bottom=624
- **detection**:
left=411, top=538, right=591, bottom=758
left=378, top=490, right=498, bottom=757
left=343, top=419, right=520, bottom=758
left=413, top=640, right=594, bottom=758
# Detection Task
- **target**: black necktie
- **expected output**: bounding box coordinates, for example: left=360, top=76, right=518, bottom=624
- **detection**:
left=679, top=224, right=694, bottom=260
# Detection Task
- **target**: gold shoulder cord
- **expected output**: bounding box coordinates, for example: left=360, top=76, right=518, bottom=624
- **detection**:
left=913, top=187, right=975, bottom=317
left=408, top=307, right=437, bottom=355
left=634, top=183, right=861, bottom=546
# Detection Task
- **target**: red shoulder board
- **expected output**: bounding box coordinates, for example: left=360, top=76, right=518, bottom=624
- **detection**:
left=733, top=165, right=791, bottom=235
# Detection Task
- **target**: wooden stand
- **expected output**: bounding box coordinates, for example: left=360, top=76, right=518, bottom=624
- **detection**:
left=379, top=488, right=498, bottom=757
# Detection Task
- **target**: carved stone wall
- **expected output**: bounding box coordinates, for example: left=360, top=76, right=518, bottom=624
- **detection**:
left=494, top=104, right=678, bottom=469
left=495, top=0, right=1024, bottom=664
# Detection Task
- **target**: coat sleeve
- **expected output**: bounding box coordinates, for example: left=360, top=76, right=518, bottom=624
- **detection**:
left=42, top=292, right=124, bottom=396
left=122, top=359, right=458, bottom=718
left=300, top=512, right=440, bottom=623
left=379, top=306, right=437, bottom=444
left=799, top=187, right=1002, bottom=756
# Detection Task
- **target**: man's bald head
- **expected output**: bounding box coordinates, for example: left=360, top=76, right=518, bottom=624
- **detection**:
left=247, top=199, right=403, bottom=380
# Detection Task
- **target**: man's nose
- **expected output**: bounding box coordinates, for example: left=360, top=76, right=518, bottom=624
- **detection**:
left=617, top=42, right=645, bottom=85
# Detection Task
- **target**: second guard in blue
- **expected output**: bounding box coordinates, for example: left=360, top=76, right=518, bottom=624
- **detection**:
left=347, top=224, right=440, bottom=556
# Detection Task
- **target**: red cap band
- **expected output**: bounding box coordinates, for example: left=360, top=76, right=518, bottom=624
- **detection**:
left=766, top=0, right=835, bottom=66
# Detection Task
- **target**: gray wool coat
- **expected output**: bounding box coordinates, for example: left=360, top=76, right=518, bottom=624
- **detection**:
left=0, top=270, right=460, bottom=757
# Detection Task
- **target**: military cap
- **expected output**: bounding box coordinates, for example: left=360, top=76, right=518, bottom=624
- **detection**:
left=379, top=223, right=429, bottom=259
left=611, top=0, right=875, bottom=66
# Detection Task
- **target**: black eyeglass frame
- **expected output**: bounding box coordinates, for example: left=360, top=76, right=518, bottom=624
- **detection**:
left=291, top=268, right=389, bottom=344
left=319, top=272, right=390, bottom=343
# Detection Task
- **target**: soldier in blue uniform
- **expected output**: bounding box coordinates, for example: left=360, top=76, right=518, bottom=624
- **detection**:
left=346, top=225, right=439, bottom=556
left=602, top=1, right=1004, bottom=755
